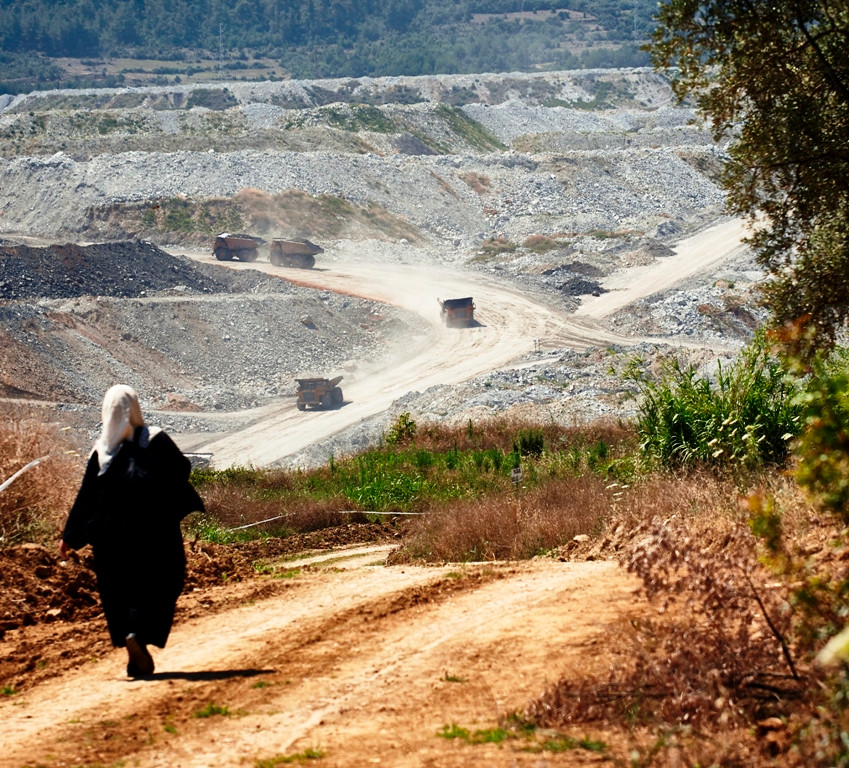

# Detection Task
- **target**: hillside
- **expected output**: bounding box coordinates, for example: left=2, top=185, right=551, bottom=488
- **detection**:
left=0, top=0, right=654, bottom=92
left=0, top=68, right=758, bottom=463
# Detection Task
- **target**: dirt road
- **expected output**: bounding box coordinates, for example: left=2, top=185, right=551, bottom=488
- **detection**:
left=0, top=545, right=642, bottom=767
left=180, top=218, right=745, bottom=468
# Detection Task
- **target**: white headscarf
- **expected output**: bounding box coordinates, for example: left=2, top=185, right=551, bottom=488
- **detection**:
left=93, top=384, right=146, bottom=475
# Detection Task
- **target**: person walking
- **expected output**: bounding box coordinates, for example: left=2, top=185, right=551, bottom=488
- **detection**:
left=60, top=384, right=204, bottom=678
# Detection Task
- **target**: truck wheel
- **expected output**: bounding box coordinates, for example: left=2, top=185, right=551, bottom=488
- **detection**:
left=269, top=251, right=282, bottom=266
left=297, top=402, right=306, bottom=411
left=332, top=387, right=343, bottom=406
left=238, top=249, right=258, bottom=262
left=214, top=248, right=231, bottom=261
left=300, top=255, right=316, bottom=269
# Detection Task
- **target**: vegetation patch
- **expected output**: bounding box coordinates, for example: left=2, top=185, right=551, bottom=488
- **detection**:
left=193, top=702, right=231, bottom=718
left=185, top=88, right=238, bottom=111
left=474, top=237, right=518, bottom=260
left=82, top=188, right=423, bottom=246
left=438, top=719, right=607, bottom=754
left=256, top=748, right=324, bottom=766
left=522, top=233, right=573, bottom=254
left=434, top=105, right=506, bottom=152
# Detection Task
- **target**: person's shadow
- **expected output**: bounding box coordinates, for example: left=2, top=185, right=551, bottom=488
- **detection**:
left=131, top=668, right=275, bottom=682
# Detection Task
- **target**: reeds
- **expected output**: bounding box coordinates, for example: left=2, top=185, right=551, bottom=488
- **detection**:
left=0, top=405, right=81, bottom=547
left=632, top=330, right=801, bottom=470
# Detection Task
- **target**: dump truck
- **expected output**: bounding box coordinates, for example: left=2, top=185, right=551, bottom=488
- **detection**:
left=213, top=233, right=266, bottom=262
left=269, top=238, right=324, bottom=269
left=296, top=375, right=343, bottom=410
left=438, top=297, right=475, bottom=327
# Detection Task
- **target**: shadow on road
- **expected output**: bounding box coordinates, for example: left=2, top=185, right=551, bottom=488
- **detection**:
left=135, top=668, right=275, bottom=682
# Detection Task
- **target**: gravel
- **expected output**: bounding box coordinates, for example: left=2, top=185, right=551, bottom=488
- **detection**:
left=0, top=241, right=418, bottom=419
left=0, top=68, right=763, bottom=465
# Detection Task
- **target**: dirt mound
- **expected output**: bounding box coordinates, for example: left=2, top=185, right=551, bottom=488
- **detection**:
left=0, top=240, right=292, bottom=301
left=0, top=522, right=398, bottom=638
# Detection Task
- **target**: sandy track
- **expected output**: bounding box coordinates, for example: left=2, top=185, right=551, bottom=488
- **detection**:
left=574, top=218, right=749, bottom=318
left=178, top=218, right=745, bottom=468
left=0, top=547, right=641, bottom=768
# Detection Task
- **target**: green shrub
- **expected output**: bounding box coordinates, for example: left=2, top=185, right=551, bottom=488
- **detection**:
left=790, top=345, right=849, bottom=520
left=514, top=428, right=545, bottom=458
left=630, top=330, right=801, bottom=470
left=385, top=412, right=417, bottom=446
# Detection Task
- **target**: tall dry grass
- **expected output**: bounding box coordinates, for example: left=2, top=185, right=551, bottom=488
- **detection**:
left=521, top=470, right=825, bottom=766
left=0, top=406, right=82, bottom=547
left=392, top=474, right=612, bottom=562
left=195, top=479, right=355, bottom=542
left=410, top=415, right=633, bottom=455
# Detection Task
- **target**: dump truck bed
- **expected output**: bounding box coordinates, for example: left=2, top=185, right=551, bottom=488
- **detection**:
left=272, top=239, right=324, bottom=256
left=438, top=296, right=475, bottom=327
left=215, top=233, right=265, bottom=249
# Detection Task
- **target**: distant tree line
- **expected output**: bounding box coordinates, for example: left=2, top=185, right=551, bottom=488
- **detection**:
left=0, top=0, right=653, bottom=82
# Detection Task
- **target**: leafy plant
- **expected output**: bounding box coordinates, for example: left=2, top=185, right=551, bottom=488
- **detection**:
left=193, top=702, right=230, bottom=718
left=385, top=412, right=417, bottom=446
left=513, top=428, right=544, bottom=458
left=629, top=330, right=801, bottom=470
left=788, top=349, right=849, bottom=520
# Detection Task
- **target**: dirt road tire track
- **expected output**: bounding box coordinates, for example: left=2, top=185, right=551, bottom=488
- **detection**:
left=1, top=550, right=641, bottom=768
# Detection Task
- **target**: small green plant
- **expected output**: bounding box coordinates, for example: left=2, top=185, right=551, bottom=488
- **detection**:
left=185, top=516, right=236, bottom=544
left=438, top=723, right=470, bottom=740
left=514, top=428, right=545, bottom=458
left=274, top=568, right=302, bottom=579
left=438, top=723, right=511, bottom=743
left=435, top=104, right=506, bottom=151
left=1, top=685, right=18, bottom=695
left=442, top=673, right=466, bottom=683
left=385, top=412, right=417, bottom=445
left=194, top=702, right=230, bottom=718
left=256, top=747, right=324, bottom=766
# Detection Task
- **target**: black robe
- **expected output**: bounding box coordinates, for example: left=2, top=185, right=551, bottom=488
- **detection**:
left=62, top=427, right=204, bottom=648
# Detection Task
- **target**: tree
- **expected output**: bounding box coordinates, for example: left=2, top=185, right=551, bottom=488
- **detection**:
left=651, top=0, right=849, bottom=351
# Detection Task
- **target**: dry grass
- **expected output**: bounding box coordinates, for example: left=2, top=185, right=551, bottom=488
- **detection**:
left=459, top=171, right=491, bottom=194
left=0, top=405, right=82, bottom=547
left=198, top=481, right=354, bottom=538
left=393, top=474, right=611, bottom=562
left=521, top=470, right=828, bottom=765
left=412, top=415, right=633, bottom=455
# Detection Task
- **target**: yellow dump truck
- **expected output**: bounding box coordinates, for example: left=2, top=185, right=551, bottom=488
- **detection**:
left=213, top=233, right=266, bottom=262
left=296, top=375, right=344, bottom=410
left=438, top=297, right=475, bottom=327
left=269, top=238, right=324, bottom=269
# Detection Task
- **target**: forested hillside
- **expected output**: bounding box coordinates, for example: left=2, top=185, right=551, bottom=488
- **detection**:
left=0, top=0, right=653, bottom=93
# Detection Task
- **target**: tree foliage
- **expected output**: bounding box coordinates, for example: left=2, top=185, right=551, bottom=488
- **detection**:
left=651, top=0, right=849, bottom=350
left=0, top=0, right=654, bottom=86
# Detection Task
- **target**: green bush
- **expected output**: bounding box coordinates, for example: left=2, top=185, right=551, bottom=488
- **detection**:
left=514, top=428, right=545, bottom=458
left=630, top=331, right=801, bottom=470
left=791, top=346, right=849, bottom=520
